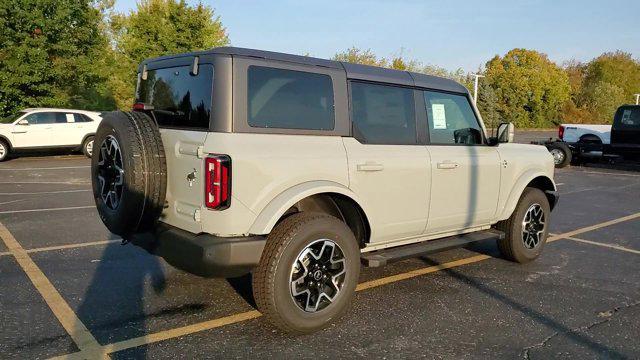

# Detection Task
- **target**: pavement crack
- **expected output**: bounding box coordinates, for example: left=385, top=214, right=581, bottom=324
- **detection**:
left=521, top=300, right=640, bottom=359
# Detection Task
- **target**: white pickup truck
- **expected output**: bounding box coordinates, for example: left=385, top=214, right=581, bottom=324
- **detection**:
left=540, top=105, right=640, bottom=167
left=541, top=124, right=611, bottom=168
left=559, top=124, right=611, bottom=144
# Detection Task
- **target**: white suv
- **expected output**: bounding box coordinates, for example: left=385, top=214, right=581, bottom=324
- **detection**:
left=91, top=47, right=558, bottom=334
left=0, top=108, right=102, bottom=161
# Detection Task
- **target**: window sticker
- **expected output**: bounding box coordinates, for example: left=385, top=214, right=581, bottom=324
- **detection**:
left=432, top=104, right=447, bottom=129
left=621, top=110, right=632, bottom=125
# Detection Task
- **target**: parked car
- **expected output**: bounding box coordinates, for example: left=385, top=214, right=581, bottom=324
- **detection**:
left=91, top=47, right=558, bottom=334
left=537, top=105, right=640, bottom=167
left=0, top=108, right=102, bottom=161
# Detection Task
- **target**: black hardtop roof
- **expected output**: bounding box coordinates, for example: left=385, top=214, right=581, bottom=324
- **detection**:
left=142, top=46, right=469, bottom=94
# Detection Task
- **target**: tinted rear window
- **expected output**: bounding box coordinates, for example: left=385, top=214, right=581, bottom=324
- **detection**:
left=136, top=64, right=213, bottom=129
left=350, top=82, right=416, bottom=145
left=247, top=66, right=335, bottom=130
left=615, top=107, right=640, bottom=128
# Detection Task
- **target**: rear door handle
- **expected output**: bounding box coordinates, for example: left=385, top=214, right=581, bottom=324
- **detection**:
left=437, top=161, right=460, bottom=170
left=357, top=162, right=384, bottom=172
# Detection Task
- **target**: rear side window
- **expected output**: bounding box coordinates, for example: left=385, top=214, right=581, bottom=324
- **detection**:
left=350, top=82, right=416, bottom=145
left=25, top=112, right=67, bottom=124
left=423, top=91, right=482, bottom=145
left=136, top=64, right=213, bottom=129
left=73, top=114, right=92, bottom=122
left=616, top=107, right=640, bottom=128
left=247, top=66, right=335, bottom=130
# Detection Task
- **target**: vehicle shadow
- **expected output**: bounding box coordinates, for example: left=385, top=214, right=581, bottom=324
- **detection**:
left=418, top=255, right=628, bottom=358
left=226, top=273, right=257, bottom=309
left=72, top=233, right=167, bottom=359
left=572, top=158, right=640, bottom=173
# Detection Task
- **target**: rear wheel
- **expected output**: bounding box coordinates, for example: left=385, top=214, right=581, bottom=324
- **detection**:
left=82, top=136, right=94, bottom=158
left=0, top=140, right=9, bottom=162
left=496, top=187, right=550, bottom=263
left=91, top=111, right=167, bottom=237
left=547, top=142, right=571, bottom=168
left=253, top=212, right=360, bottom=334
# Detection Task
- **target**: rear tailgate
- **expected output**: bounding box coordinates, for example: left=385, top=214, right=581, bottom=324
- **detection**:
left=159, top=129, right=206, bottom=234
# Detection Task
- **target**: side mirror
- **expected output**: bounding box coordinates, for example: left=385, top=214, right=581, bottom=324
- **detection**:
left=17, top=119, right=29, bottom=126
left=496, top=122, right=515, bottom=143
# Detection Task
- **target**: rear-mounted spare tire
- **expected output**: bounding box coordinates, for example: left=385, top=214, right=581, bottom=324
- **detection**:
left=91, top=111, right=167, bottom=237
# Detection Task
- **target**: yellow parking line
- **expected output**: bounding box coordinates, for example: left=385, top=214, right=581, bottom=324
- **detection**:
left=0, top=221, right=107, bottom=359
left=54, top=211, right=640, bottom=358
left=0, top=239, right=121, bottom=258
left=564, top=236, right=640, bottom=255
left=548, top=212, right=640, bottom=241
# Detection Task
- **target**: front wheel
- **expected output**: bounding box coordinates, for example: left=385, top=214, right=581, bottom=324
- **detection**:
left=496, top=187, right=550, bottom=263
left=252, top=212, right=360, bottom=334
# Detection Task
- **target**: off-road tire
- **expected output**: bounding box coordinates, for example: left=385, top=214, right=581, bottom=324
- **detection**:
left=547, top=142, right=571, bottom=168
left=0, top=140, right=9, bottom=162
left=495, top=187, right=550, bottom=263
left=91, top=111, right=167, bottom=237
left=82, top=136, right=94, bottom=158
left=252, top=212, right=360, bottom=334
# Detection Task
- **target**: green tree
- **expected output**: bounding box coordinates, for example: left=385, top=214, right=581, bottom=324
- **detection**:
left=579, top=51, right=640, bottom=121
left=109, top=0, right=229, bottom=108
left=0, top=0, right=114, bottom=117
left=484, top=49, right=570, bottom=128
left=333, top=47, right=387, bottom=67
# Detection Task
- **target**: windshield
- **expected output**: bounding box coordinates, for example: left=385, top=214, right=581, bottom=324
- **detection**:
left=0, top=111, right=26, bottom=124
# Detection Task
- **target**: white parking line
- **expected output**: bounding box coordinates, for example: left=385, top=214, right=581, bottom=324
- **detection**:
left=564, top=236, right=640, bottom=255
left=0, top=205, right=95, bottom=215
left=576, top=170, right=640, bottom=177
left=0, top=189, right=91, bottom=196
left=0, top=166, right=90, bottom=171
left=0, top=199, right=24, bottom=206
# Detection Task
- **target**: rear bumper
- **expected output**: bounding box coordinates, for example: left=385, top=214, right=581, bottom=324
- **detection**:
left=130, top=224, right=266, bottom=278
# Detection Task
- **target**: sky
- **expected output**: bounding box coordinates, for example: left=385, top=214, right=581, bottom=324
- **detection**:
left=114, top=0, right=640, bottom=72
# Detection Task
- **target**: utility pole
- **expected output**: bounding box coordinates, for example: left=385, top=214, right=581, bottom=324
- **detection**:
left=634, top=93, right=640, bottom=105
left=472, top=74, right=485, bottom=104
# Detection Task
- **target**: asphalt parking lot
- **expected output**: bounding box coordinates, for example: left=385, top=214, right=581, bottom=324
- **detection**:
left=1, top=140, right=639, bottom=359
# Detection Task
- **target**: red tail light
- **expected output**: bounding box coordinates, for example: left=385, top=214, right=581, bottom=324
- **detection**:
left=558, top=125, right=565, bottom=140
left=133, top=102, right=154, bottom=111
left=205, top=154, right=231, bottom=210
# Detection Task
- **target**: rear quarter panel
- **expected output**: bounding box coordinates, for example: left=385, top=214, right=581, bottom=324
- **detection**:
left=200, top=132, right=349, bottom=236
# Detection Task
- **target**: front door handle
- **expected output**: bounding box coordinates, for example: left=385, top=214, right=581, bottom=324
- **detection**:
left=437, top=161, right=460, bottom=170
left=357, top=162, right=384, bottom=172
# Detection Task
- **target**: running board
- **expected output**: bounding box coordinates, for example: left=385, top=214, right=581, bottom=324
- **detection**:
left=361, top=229, right=505, bottom=267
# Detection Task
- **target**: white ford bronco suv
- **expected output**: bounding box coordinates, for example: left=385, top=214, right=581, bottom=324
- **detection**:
left=92, top=47, right=558, bottom=334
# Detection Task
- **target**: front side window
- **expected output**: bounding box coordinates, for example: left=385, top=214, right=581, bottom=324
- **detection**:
left=247, top=66, right=335, bottom=130
left=350, top=82, right=416, bottom=145
left=25, top=112, right=67, bottom=125
left=137, top=64, right=213, bottom=129
left=424, top=91, right=483, bottom=145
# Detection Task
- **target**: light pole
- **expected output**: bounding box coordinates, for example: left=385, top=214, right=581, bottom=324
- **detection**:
left=472, top=74, right=485, bottom=104
left=634, top=94, right=640, bottom=105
